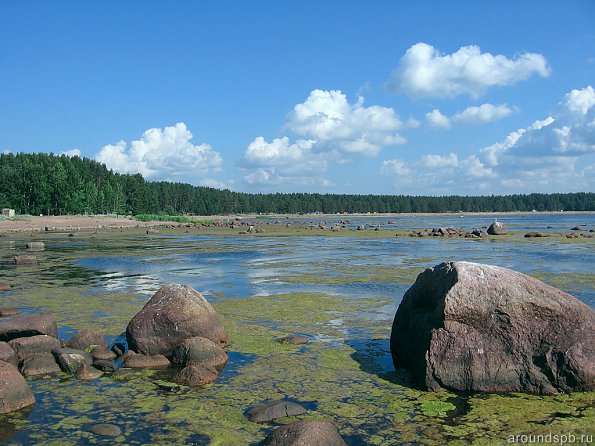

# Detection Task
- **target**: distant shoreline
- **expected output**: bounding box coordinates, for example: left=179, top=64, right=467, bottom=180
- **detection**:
left=1, top=211, right=594, bottom=234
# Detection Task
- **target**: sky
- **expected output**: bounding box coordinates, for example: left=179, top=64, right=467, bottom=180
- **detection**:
left=1, top=1, right=594, bottom=195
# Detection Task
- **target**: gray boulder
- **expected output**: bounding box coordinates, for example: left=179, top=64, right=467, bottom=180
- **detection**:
left=246, top=400, right=307, bottom=423
left=390, top=261, right=595, bottom=394
left=0, top=361, right=36, bottom=414
left=487, top=221, right=507, bottom=235
left=126, top=284, right=229, bottom=356
left=262, top=420, right=346, bottom=446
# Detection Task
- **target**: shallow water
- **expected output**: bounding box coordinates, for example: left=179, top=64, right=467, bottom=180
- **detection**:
left=0, top=214, right=594, bottom=445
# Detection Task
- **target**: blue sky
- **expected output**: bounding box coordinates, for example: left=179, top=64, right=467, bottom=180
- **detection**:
left=1, top=1, right=594, bottom=195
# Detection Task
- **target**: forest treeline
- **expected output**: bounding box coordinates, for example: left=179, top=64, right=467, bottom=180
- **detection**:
left=1, top=153, right=593, bottom=215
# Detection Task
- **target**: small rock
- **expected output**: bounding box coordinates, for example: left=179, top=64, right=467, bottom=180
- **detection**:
left=0, top=284, right=11, bottom=293
left=92, top=360, right=119, bottom=373
left=91, top=346, right=117, bottom=361
left=0, top=342, right=18, bottom=366
left=172, top=364, right=219, bottom=387
left=262, top=420, right=346, bottom=446
left=0, top=308, right=21, bottom=317
left=0, top=361, right=36, bottom=414
left=111, top=342, right=127, bottom=356
left=26, top=241, right=45, bottom=251
left=146, top=229, right=159, bottom=235
left=122, top=354, right=170, bottom=369
left=20, top=353, right=61, bottom=377
left=524, top=232, right=551, bottom=238
left=66, top=328, right=108, bottom=351
left=246, top=400, right=308, bottom=423
left=52, top=348, right=93, bottom=374
left=277, top=335, right=309, bottom=345
left=13, top=255, right=37, bottom=265
left=571, top=226, right=582, bottom=231
left=90, top=423, right=121, bottom=437
left=75, top=364, right=104, bottom=381
left=9, top=335, right=61, bottom=361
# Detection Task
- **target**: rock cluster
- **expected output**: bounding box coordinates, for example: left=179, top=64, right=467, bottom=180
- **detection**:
left=391, top=261, right=595, bottom=394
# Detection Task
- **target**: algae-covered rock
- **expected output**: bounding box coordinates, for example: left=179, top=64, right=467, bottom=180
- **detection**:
left=0, top=361, right=36, bottom=414
left=391, top=261, right=595, bottom=394
left=126, top=284, right=229, bottom=356
left=172, top=364, right=219, bottom=387
left=52, top=348, right=93, bottom=374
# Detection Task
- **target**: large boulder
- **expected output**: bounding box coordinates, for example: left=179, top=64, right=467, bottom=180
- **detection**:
left=390, top=262, right=595, bottom=394
left=0, top=361, right=36, bottom=414
left=0, top=315, right=58, bottom=342
left=126, top=284, right=229, bottom=356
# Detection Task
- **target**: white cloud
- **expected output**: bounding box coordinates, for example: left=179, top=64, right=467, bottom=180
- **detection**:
left=425, top=109, right=451, bottom=129
left=387, top=42, right=550, bottom=98
left=421, top=153, right=458, bottom=168
left=381, top=86, right=595, bottom=195
left=240, top=136, right=329, bottom=187
left=453, top=103, right=516, bottom=124
left=200, top=178, right=235, bottom=190
left=286, top=89, right=406, bottom=155
left=59, top=149, right=81, bottom=157
left=95, top=122, right=223, bottom=182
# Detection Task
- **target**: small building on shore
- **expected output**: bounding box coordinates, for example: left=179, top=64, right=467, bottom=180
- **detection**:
left=2, top=208, right=15, bottom=217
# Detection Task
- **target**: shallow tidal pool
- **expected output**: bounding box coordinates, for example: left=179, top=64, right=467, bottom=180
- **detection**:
left=0, top=216, right=594, bottom=445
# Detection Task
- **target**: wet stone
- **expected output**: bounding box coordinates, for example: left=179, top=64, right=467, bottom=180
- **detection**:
left=20, top=353, right=61, bottom=377
left=0, top=342, right=18, bottom=367
left=262, top=420, right=346, bottom=446
left=122, top=354, right=170, bottom=369
left=92, top=360, right=119, bottom=373
left=65, top=328, right=108, bottom=351
left=172, top=364, right=219, bottom=387
left=277, top=335, right=309, bottom=345
left=52, top=348, right=93, bottom=374
left=90, top=423, right=121, bottom=437
left=0, top=314, right=58, bottom=342
left=91, top=346, right=117, bottom=361
left=9, top=335, right=61, bottom=361
left=13, top=255, right=37, bottom=265
left=246, top=399, right=308, bottom=423
left=75, top=364, right=104, bottom=381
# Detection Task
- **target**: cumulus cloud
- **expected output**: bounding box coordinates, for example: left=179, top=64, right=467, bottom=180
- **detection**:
left=95, top=123, right=223, bottom=182
left=241, top=89, right=409, bottom=187
left=240, top=136, right=330, bottom=187
left=387, top=42, right=550, bottom=98
left=286, top=89, right=407, bottom=155
left=453, top=103, right=517, bottom=124
left=381, top=86, right=595, bottom=194
left=425, top=109, right=451, bottom=129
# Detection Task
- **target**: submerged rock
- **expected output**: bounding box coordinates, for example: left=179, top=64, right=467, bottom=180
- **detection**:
left=26, top=242, right=45, bottom=251
left=126, top=284, right=229, bottom=356
left=0, top=361, right=36, bottom=414
left=0, top=314, right=58, bottom=342
left=390, top=261, right=595, bottom=394
left=276, top=335, right=309, bottom=345
left=75, top=364, right=104, bottom=381
left=90, top=423, right=121, bottom=437
left=246, top=399, right=308, bottom=423
left=13, top=255, right=37, bottom=265
left=91, top=346, right=117, bottom=361
left=0, top=308, right=21, bottom=317
left=262, top=420, right=346, bottom=446
left=172, top=364, right=219, bottom=387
